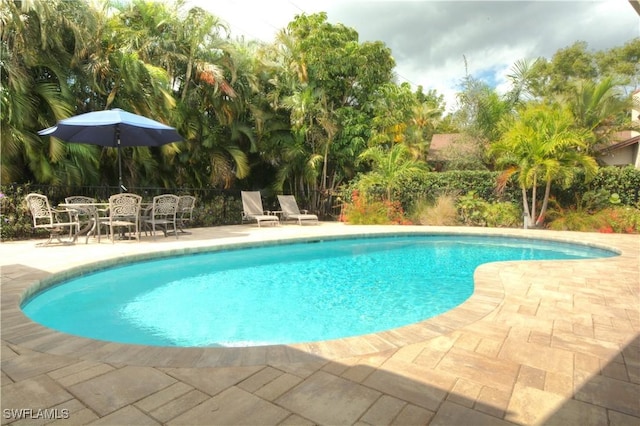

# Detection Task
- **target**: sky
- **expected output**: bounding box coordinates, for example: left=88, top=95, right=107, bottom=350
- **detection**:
left=186, top=0, right=639, bottom=112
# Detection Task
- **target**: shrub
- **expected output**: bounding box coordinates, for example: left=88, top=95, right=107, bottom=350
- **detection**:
left=0, top=184, right=42, bottom=241
left=412, top=194, right=459, bottom=226
left=596, top=207, right=640, bottom=234
left=553, top=166, right=640, bottom=207
left=341, top=190, right=411, bottom=225
left=547, top=210, right=602, bottom=232
left=547, top=205, right=639, bottom=233
left=457, top=192, right=489, bottom=226
left=485, top=202, right=522, bottom=228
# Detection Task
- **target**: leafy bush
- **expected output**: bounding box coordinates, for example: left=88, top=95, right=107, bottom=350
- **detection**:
left=547, top=210, right=600, bottom=232
left=0, top=184, right=44, bottom=241
left=457, top=192, right=489, bottom=226
left=348, top=167, right=638, bottom=227
left=547, top=193, right=640, bottom=233
left=553, top=166, right=640, bottom=207
left=397, top=170, right=518, bottom=210
left=485, top=202, right=522, bottom=228
left=596, top=207, right=640, bottom=233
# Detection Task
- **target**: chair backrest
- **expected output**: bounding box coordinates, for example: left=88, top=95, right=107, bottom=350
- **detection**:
left=65, top=196, right=98, bottom=216
left=241, top=191, right=265, bottom=216
left=277, top=195, right=301, bottom=215
left=178, top=195, right=196, bottom=219
left=108, top=193, right=142, bottom=220
left=151, top=194, right=179, bottom=218
left=25, top=193, right=54, bottom=227
left=65, top=196, right=96, bottom=204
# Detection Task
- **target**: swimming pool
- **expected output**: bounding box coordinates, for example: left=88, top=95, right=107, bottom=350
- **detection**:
left=22, top=234, right=616, bottom=347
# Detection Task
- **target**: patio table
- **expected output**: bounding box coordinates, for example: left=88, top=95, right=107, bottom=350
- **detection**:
left=58, top=202, right=108, bottom=243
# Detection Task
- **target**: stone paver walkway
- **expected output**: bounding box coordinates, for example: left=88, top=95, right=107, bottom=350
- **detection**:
left=1, top=224, right=638, bottom=425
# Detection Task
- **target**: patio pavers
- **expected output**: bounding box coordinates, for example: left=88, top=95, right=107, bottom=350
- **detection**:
left=67, top=366, right=177, bottom=417
left=276, top=371, right=381, bottom=425
left=1, top=375, right=73, bottom=416
left=1, top=224, right=639, bottom=425
left=167, top=386, right=290, bottom=425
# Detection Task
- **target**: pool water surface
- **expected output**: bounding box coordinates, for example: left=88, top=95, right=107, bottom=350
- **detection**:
left=22, top=235, right=616, bottom=347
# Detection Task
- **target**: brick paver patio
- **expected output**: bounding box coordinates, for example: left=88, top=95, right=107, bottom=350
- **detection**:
left=1, top=224, right=638, bottom=425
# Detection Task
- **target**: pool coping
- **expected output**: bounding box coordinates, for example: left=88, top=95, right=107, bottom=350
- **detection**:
left=1, top=225, right=628, bottom=368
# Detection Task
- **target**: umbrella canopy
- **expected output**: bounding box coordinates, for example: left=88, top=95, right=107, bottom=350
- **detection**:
left=38, top=108, right=183, bottom=191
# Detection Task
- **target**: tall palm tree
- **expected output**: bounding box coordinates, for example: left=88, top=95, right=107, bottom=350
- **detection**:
left=490, top=103, right=598, bottom=227
left=76, top=0, right=181, bottom=188
left=1, top=0, right=99, bottom=185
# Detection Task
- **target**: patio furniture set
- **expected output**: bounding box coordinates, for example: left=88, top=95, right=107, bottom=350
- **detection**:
left=25, top=191, right=317, bottom=246
left=25, top=193, right=196, bottom=246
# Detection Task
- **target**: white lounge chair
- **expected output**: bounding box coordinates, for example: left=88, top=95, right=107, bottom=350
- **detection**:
left=277, top=195, right=319, bottom=225
left=241, top=191, right=279, bottom=227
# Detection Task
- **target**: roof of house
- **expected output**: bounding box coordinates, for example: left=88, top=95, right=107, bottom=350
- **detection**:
left=428, top=133, right=478, bottom=161
left=599, top=135, right=640, bottom=153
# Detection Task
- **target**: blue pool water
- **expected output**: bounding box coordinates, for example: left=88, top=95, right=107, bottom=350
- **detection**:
left=22, top=235, right=616, bottom=347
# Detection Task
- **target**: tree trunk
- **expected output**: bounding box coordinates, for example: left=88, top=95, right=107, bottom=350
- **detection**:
left=536, top=179, right=552, bottom=227
left=321, top=142, right=329, bottom=194
left=521, top=185, right=532, bottom=227
left=530, top=174, right=537, bottom=228
left=182, top=57, right=193, bottom=102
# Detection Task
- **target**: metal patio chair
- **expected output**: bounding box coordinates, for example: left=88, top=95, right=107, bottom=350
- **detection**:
left=107, top=193, right=142, bottom=243
left=25, top=193, right=80, bottom=246
left=141, top=194, right=180, bottom=240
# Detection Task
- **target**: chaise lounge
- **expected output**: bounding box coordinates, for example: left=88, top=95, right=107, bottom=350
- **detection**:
left=241, top=191, right=279, bottom=227
left=277, top=194, right=319, bottom=225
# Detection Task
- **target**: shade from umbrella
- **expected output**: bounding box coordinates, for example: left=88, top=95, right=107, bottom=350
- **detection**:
left=38, top=108, right=183, bottom=191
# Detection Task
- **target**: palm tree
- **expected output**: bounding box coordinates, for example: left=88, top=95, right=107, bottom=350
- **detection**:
left=562, top=77, right=632, bottom=152
left=1, top=0, right=100, bottom=185
left=490, top=103, right=599, bottom=228
left=357, top=143, right=428, bottom=202
left=96, top=4, right=180, bottom=187
left=405, top=102, right=442, bottom=161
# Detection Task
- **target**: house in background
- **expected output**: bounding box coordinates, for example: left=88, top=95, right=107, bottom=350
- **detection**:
left=427, top=133, right=485, bottom=171
left=431, top=91, right=640, bottom=171
left=597, top=90, right=640, bottom=168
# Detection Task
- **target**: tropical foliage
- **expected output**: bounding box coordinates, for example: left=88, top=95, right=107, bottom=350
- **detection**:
left=490, top=103, right=598, bottom=227
left=2, top=0, right=639, bottom=231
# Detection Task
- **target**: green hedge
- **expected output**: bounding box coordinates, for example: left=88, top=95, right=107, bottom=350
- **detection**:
left=3, top=166, right=638, bottom=241
left=561, top=166, right=640, bottom=206
left=342, top=166, right=639, bottom=214
left=395, top=170, right=521, bottom=209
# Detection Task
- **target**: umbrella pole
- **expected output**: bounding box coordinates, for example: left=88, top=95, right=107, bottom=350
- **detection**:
left=116, top=128, right=126, bottom=193
left=118, top=147, right=124, bottom=193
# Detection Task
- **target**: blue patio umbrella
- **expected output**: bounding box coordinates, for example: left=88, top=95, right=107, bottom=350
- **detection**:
left=38, top=108, right=183, bottom=191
